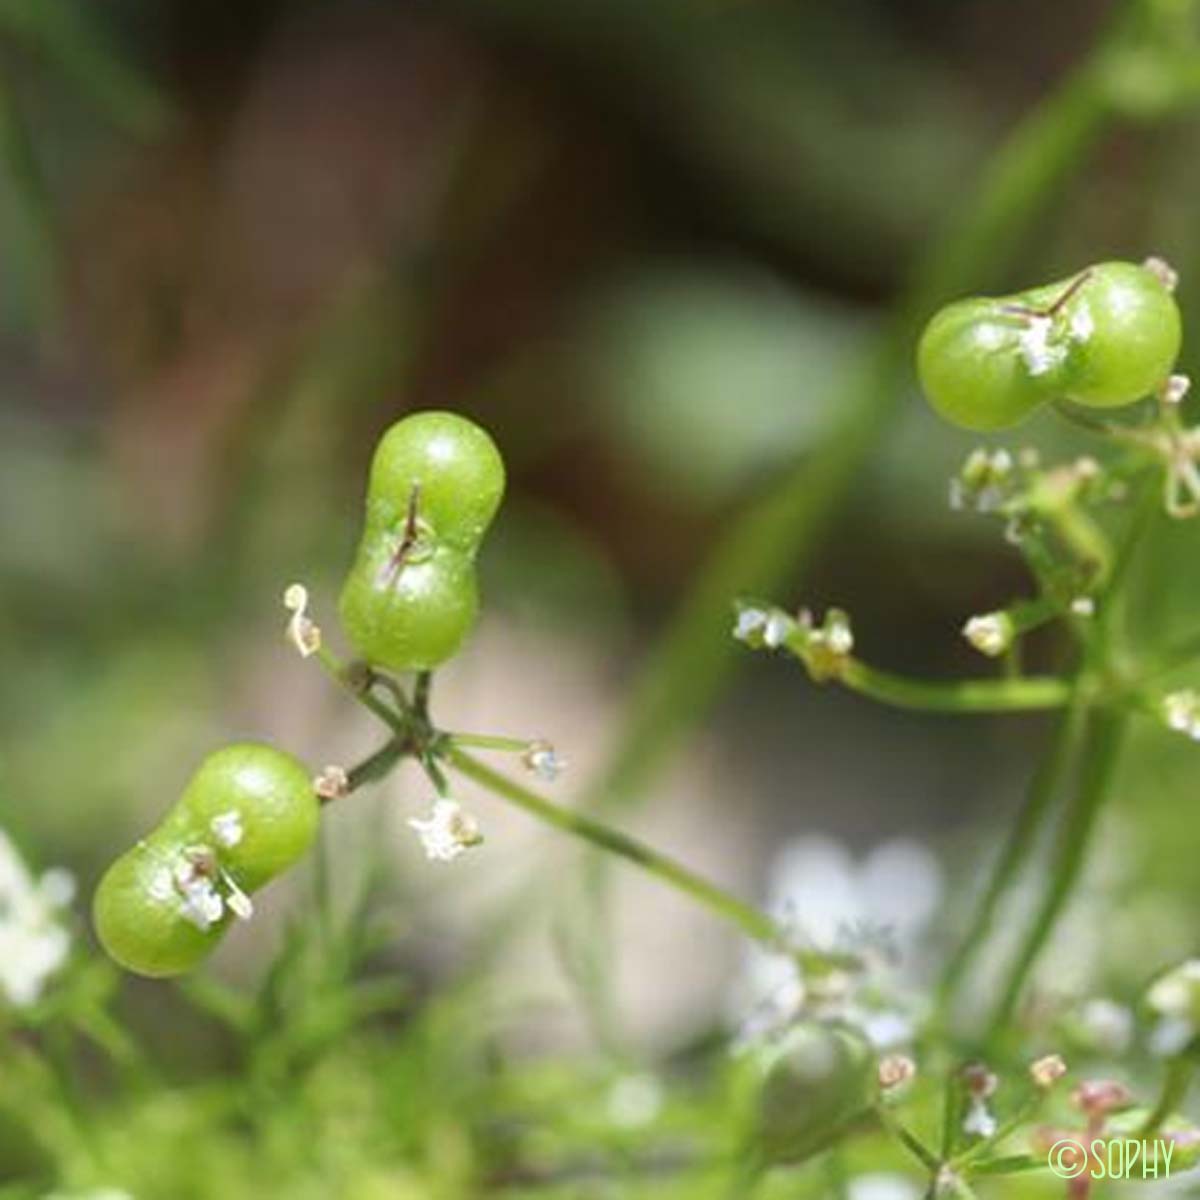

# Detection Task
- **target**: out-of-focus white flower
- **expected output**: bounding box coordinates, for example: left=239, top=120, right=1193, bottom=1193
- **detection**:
left=1070, top=596, right=1096, bottom=618
left=1030, top=1054, right=1068, bottom=1089
left=729, top=835, right=941, bottom=1046
left=1161, top=374, right=1191, bottom=406
left=848, top=1174, right=920, bottom=1200
left=1075, top=998, right=1133, bottom=1056
left=0, top=830, right=73, bottom=1007
left=1163, top=691, right=1200, bottom=740
left=408, top=799, right=483, bottom=863
left=878, top=1054, right=916, bottom=1092
left=607, top=1073, right=663, bottom=1129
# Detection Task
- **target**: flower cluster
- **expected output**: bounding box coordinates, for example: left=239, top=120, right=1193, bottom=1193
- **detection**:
left=148, top=817, right=254, bottom=933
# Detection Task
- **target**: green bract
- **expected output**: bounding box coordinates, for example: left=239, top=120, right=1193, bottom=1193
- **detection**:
left=918, top=260, right=1182, bottom=431
left=93, top=743, right=317, bottom=977
left=339, top=411, right=506, bottom=672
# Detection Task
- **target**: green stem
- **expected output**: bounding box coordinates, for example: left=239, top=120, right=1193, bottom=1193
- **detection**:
left=1138, top=1056, right=1194, bottom=1137
left=937, top=694, right=1088, bottom=1014
left=986, top=708, right=1129, bottom=1039
left=444, top=732, right=531, bottom=753
left=839, top=661, right=1071, bottom=713
left=444, top=746, right=781, bottom=947
left=314, top=644, right=407, bottom=735
left=345, top=738, right=408, bottom=794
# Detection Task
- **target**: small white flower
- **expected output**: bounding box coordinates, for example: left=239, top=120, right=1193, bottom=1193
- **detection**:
left=877, top=1054, right=916, bottom=1092
left=1147, top=959, right=1200, bottom=1017
left=313, top=765, right=350, bottom=802
left=763, top=611, right=794, bottom=649
left=0, top=831, right=73, bottom=1008
left=1077, top=998, right=1133, bottom=1055
left=962, top=1098, right=997, bottom=1138
left=1070, top=596, right=1095, bottom=618
left=1144, top=255, right=1179, bottom=293
left=1150, top=1016, right=1195, bottom=1058
left=176, top=876, right=223, bottom=931
left=173, top=849, right=224, bottom=931
left=39, top=868, right=76, bottom=908
left=963, top=612, right=1012, bottom=657
left=1163, top=691, right=1200, bottom=740
left=824, top=613, right=854, bottom=656
left=733, top=606, right=767, bottom=644
left=283, top=583, right=321, bottom=658
left=1161, top=373, right=1191, bottom=406
left=408, top=799, right=482, bottom=863
left=210, top=810, right=243, bottom=848
left=1030, top=1053, right=1068, bottom=1089
left=522, top=740, right=565, bottom=782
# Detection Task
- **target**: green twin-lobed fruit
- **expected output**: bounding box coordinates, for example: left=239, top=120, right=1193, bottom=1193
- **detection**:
left=93, top=744, right=317, bottom=977
left=339, top=411, right=506, bottom=672
left=918, top=261, right=1182, bottom=431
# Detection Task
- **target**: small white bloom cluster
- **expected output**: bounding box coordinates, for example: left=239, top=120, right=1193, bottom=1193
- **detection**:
left=0, top=830, right=74, bottom=1008
left=735, top=604, right=856, bottom=683
left=730, top=836, right=939, bottom=1053
left=733, top=603, right=795, bottom=651
left=523, top=740, right=565, bottom=782
left=962, top=611, right=1013, bottom=658
left=149, top=820, right=254, bottom=933
left=408, top=798, right=482, bottom=863
left=1163, top=690, right=1200, bottom=740
left=1146, top=959, right=1200, bottom=1056
left=283, top=583, right=322, bottom=658
left=949, top=447, right=1019, bottom=514
left=313, top=764, right=350, bottom=802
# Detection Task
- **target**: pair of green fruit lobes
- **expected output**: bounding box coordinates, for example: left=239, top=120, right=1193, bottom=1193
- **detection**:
left=93, top=744, right=317, bottom=978
left=339, top=411, right=506, bottom=672
left=918, top=261, right=1182, bottom=431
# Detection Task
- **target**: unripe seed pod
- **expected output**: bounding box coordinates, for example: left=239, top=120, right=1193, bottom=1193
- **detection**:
left=93, top=743, right=317, bottom=978
left=339, top=411, right=505, bottom=672
left=918, top=261, right=1182, bottom=431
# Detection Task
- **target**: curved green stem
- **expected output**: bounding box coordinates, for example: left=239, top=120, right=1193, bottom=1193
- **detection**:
left=986, top=708, right=1129, bottom=1039
left=313, top=644, right=407, bottom=735
left=1138, top=1056, right=1194, bottom=1137
left=839, top=661, right=1071, bottom=713
left=444, top=746, right=782, bottom=947
left=937, top=693, right=1088, bottom=1016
